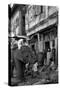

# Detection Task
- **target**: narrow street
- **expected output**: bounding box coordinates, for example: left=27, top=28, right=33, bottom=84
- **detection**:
left=11, top=65, right=58, bottom=86
left=8, top=4, right=58, bottom=86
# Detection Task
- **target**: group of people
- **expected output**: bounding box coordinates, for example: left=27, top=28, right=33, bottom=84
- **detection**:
left=43, top=46, right=56, bottom=71
left=47, top=47, right=56, bottom=65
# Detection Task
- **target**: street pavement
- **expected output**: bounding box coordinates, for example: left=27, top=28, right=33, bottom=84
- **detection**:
left=11, top=69, right=58, bottom=86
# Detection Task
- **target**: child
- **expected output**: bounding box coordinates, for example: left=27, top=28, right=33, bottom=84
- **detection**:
left=32, top=61, right=38, bottom=78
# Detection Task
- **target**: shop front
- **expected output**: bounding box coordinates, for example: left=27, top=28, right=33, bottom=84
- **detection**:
left=43, top=25, right=58, bottom=65
left=29, top=24, right=58, bottom=65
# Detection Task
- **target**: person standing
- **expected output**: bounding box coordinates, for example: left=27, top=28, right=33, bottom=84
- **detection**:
left=43, top=49, right=47, bottom=65
left=47, top=48, right=51, bottom=65
left=51, top=46, right=56, bottom=64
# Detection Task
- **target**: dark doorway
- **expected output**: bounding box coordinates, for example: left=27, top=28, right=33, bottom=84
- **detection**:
left=45, top=41, right=50, bottom=51
left=31, top=44, right=35, bottom=51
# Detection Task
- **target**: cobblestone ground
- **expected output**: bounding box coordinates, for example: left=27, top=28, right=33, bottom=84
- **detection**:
left=11, top=68, right=58, bottom=86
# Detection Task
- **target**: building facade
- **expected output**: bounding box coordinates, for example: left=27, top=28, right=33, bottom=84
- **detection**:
left=11, top=5, right=26, bottom=37
left=25, top=5, right=58, bottom=65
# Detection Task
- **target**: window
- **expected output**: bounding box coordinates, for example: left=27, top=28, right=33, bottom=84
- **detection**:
left=28, top=6, right=34, bottom=22
left=34, top=6, right=43, bottom=17
left=41, top=6, right=43, bottom=13
left=35, top=6, right=41, bottom=15
left=48, top=6, right=53, bottom=10
left=16, top=17, right=19, bottom=28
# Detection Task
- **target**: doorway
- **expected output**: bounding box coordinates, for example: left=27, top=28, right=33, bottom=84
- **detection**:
left=45, top=41, right=50, bottom=51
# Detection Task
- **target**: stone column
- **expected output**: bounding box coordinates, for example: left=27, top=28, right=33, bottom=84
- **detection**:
left=37, top=33, right=40, bottom=52
left=45, top=6, right=49, bottom=18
